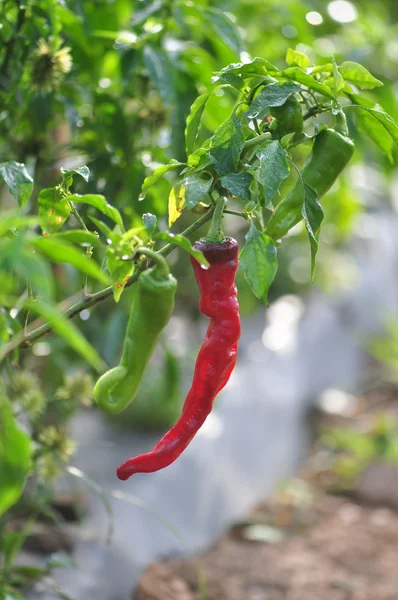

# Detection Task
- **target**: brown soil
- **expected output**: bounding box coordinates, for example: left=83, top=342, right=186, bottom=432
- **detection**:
left=135, top=384, right=398, bottom=600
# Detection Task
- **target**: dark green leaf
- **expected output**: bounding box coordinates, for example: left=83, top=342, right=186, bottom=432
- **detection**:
left=183, top=174, right=212, bottom=209
left=0, top=391, right=32, bottom=517
left=239, top=221, right=277, bottom=305
left=68, top=194, right=124, bottom=230
left=185, top=91, right=212, bottom=156
left=255, top=141, right=289, bottom=207
left=60, top=165, right=90, bottom=182
left=38, top=187, right=70, bottom=234
left=0, top=161, right=34, bottom=209
left=339, top=62, right=383, bottom=90
left=245, top=82, right=301, bottom=119
left=301, top=183, right=324, bottom=278
left=139, top=160, right=184, bottom=201
left=220, top=172, right=253, bottom=201
left=202, top=8, right=242, bottom=54
left=31, top=237, right=110, bottom=284
left=210, top=112, right=244, bottom=176
left=142, top=213, right=157, bottom=235
left=143, top=45, right=176, bottom=109
left=286, top=48, right=311, bottom=70
left=213, top=57, right=276, bottom=82
left=280, top=68, right=334, bottom=98
left=25, top=299, right=107, bottom=372
left=156, top=232, right=209, bottom=268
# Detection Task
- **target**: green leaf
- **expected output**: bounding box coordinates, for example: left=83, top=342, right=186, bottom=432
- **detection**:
left=245, top=82, right=301, bottom=119
left=185, top=91, right=212, bottom=156
left=0, top=161, right=33, bottom=209
left=338, top=62, right=383, bottom=90
left=0, top=214, right=40, bottom=239
left=88, top=216, right=114, bottom=240
left=354, top=107, right=395, bottom=162
left=38, top=187, right=71, bottom=234
left=286, top=48, right=311, bottom=70
left=202, top=7, right=242, bottom=54
left=51, top=230, right=101, bottom=247
left=143, top=45, right=176, bottom=108
left=239, top=221, right=277, bottom=305
left=68, top=194, right=124, bottom=230
left=60, top=165, right=90, bottom=182
left=168, top=182, right=185, bottom=227
left=332, top=57, right=345, bottom=96
left=210, top=112, right=244, bottom=176
left=255, top=141, right=289, bottom=207
left=183, top=174, right=212, bottom=209
left=156, top=232, right=209, bottom=268
left=24, top=299, right=107, bottom=372
left=0, top=390, right=32, bottom=517
left=132, top=0, right=164, bottom=25
left=139, top=160, right=184, bottom=201
left=213, top=57, right=276, bottom=82
left=142, top=213, right=157, bottom=235
left=220, top=172, right=253, bottom=201
left=280, top=67, right=335, bottom=98
left=31, top=237, right=110, bottom=284
left=301, top=183, right=324, bottom=278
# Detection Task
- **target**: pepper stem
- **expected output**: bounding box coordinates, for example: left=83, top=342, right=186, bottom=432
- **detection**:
left=206, top=197, right=227, bottom=243
left=137, top=248, right=170, bottom=278
left=334, top=110, right=349, bottom=137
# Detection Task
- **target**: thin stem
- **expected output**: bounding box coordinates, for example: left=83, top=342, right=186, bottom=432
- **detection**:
left=69, top=202, right=91, bottom=295
left=0, top=209, right=214, bottom=359
left=224, top=209, right=247, bottom=218
left=206, top=197, right=226, bottom=243
left=136, top=248, right=170, bottom=278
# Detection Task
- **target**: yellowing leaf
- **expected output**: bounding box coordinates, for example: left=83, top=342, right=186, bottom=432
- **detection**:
left=168, top=183, right=186, bottom=227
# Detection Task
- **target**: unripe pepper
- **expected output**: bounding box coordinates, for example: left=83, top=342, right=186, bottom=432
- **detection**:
left=94, top=251, right=177, bottom=414
left=270, top=96, right=303, bottom=137
left=266, top=128, right=355, bottom=240
left=117, top=233, right=240, bottom=480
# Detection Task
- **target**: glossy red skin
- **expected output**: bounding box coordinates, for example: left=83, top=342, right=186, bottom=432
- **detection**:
left=117, top=238, right=241, bottom=480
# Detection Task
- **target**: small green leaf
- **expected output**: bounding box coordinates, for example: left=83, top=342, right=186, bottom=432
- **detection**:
left=31, top=237, right=110, bottom=284
left=0, top=161, right=33, bottom=209
left=183, top=174, right=212, bottom=209
left=210, top=112, right=244, bottom=176
left=143, top=45, right=176, bottom=108
left=60, top=165, right=90, bottom=182
left=142, top=213, right=157, bottom=235
left=220, top=172, right=253, bottom=201
left=354, top=107, right=396, bottom=162
left=239, top=221, right=278, bottom=305
left=202, top=7, right=242, bottom=54
left=38, top=187, right=71, bottom=234
left=213, top=58, right=276, bottom=83
left=68, top=194, right=124, bottom=230
left=0, top=390, right=32, bottom=517
left=25, top=299, right=107, bottom=372
left=139, top=160, right=184, bottom=201
left=88, top=215, right=114, bottom=240
left=286, top=48, right=311, bottom=70
left=168, top=182, right=185, bottom=227
left=51, top=230, right=101, bottom=247
left=106, top=242, right=135, bottom=302
left=301, top=183, right=324, bottom=278
left=280, top=67, right=335, bottom=98
left=185, top=91, right=212, bottom=156
left=255, top=141, right=289, bottom=207
left=156, top=232, right=209, bottom=268
left=245, top=82, right=302, bottom=119
left=338, top=62, right=383, bottom=90
left=332, top=57, right=345, bottom=96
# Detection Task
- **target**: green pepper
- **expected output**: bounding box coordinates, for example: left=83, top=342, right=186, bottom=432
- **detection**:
left=94, top=251, right=177, bottom=414
left=270, top=96, right=303, bottom=137
left=266, top=128, right=355, bottom=240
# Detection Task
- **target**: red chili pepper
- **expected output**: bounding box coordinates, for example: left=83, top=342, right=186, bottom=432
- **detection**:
left=117, top=237, right=240, bottom=480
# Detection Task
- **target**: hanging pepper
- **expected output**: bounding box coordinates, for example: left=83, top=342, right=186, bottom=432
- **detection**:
left=117, top=201, right=240, bottom=480
left=93, top=250, right=177, bottom=413
left=265, top=126, right=355, bottom=240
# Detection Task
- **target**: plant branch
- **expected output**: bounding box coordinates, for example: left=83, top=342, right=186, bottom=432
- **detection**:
left=1, top=209, right=214, bottom=359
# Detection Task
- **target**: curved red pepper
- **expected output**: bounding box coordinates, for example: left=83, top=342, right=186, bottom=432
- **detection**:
left=117, top=237, right=241, bottom=480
